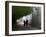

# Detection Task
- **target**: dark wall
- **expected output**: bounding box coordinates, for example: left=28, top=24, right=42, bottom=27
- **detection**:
left=32, top=7, right=41, bottom=29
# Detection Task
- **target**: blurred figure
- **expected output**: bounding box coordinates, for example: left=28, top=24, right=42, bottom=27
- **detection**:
left=24, top=19, right=28, bottom=27
left=26, top=19, right=28, bottom=26
left=24, top=20, right=25, bottom=26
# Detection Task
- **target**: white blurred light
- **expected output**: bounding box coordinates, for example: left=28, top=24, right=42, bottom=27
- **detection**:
left=16, top=13, right=32, bottom=26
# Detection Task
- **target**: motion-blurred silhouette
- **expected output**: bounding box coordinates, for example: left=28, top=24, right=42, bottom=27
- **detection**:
left=24, top=19, right=28, bottom=27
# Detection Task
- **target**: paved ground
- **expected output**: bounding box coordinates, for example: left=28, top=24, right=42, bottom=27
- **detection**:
left=12, top=24, right=40, bottom=31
